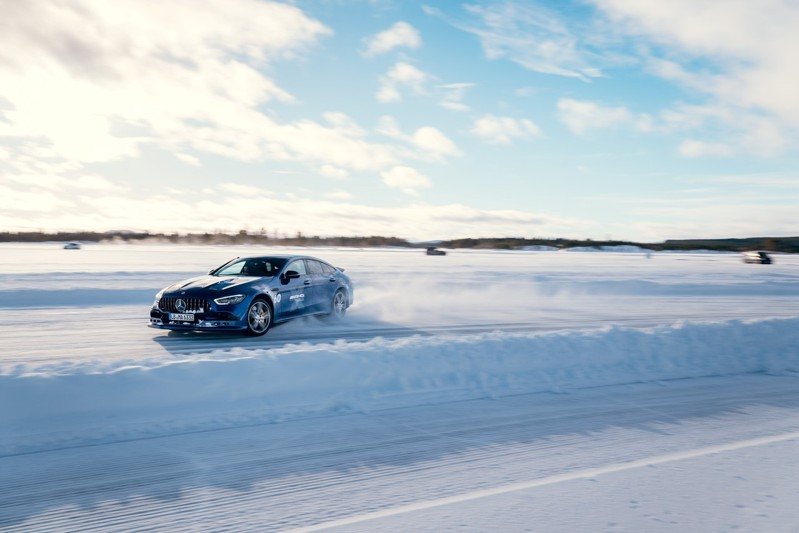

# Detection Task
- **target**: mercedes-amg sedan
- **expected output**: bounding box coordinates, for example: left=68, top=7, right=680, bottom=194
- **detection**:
left=149, top=255, right=353, bottom=336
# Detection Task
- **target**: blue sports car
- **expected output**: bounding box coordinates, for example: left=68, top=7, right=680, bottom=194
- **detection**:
left=149, top=255, right=353, bottom=336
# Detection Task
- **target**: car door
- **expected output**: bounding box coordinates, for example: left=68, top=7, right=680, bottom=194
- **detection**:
left=304, top=259, right=329, bottom=313
left=318, top=261, right=340, bottom=309
left=275, top=259, right=310, bottom=319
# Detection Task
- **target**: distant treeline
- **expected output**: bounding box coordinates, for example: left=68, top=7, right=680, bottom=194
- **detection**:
left=659, top=236, right=799, bottom=253
left=2, top=231, right=799, bottom=253
left=438, top=236, right=799, bottom=253
left=0, top=231, right=413, bottom=248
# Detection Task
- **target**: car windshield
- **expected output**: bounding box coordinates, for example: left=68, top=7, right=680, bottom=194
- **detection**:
left=213, top=257, right=286, bottom=277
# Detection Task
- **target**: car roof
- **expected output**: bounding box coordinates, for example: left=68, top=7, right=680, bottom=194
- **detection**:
left=235, top=254, right=329, bottom=263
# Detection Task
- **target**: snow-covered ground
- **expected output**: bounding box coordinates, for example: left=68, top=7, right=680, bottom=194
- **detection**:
left=1, top=243, right=798, bottom=530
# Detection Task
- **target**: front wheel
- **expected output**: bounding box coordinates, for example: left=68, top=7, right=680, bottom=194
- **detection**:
left=245, top=299, right=272, bottom=336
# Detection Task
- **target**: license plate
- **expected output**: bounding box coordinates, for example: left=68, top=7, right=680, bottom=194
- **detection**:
left=170, top=313, right=195, bottom=322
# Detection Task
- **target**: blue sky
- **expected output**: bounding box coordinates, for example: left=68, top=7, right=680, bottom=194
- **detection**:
left=1, top=0, right=797, bottom=240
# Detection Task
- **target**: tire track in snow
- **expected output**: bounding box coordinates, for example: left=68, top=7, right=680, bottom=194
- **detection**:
left=2, top=375, right=799, bottom=531
left=294, top=430, right=799, bottom=531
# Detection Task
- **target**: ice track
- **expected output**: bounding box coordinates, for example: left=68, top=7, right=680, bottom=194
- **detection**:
left=3, top=245, right=799, bottom=530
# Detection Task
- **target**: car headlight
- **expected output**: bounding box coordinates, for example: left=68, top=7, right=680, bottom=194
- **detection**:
left=153, top=290, right=164, bottom=308
left=214, top=294, right=245, bottom=305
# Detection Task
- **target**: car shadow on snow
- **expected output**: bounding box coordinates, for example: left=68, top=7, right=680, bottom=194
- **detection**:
left=150, top=314, right=431, bottom=356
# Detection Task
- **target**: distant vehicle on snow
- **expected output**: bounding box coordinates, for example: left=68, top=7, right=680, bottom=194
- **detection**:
left=426, top=247, right=446, bottom=256
left=150, top=255, right=353, bottom=336
left=742, top=251, right=773, bottom=264
left=63, top=242, right=81, bottom=250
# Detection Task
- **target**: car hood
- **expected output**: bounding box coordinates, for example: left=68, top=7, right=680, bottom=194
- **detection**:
left=164, top=275, right=268, bottom=293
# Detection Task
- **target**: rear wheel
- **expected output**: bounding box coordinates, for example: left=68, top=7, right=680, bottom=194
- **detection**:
left=320, top=290, right=347, bottom=321
left=245, top=299, right=272, bottom=336
left=332, top=290, right=347, bottom=317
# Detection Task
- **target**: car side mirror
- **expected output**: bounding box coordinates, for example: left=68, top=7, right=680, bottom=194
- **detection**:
left=208, top=269, right=215, bottom=275
left=282, top=270, right=300, bottom=281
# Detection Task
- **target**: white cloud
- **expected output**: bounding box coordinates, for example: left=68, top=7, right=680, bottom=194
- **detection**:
left=262, top=117, right=400, bottom=171
left=411, top=127, right=461, bottom=159
left=0, top=178, right=584, bottom=239
left=376, top=64, right=473, bottom=114
left=707, top=172, right=799, bottom=189
left=678, top=140, right=733, bottom=158
left=629, top=201, right=799, bottom=241
left=661, top=103, right=788, bottom=157
left=363, top=22, right=422, bottom=57
left=376, top=116, right=404, bottom=139
left=471, top=115, right=542, bottom=144
left=322, top=112, right=367, bottom=137
left=1, top=171, right=122, bottom=192
left=593, top=0, right=799, bottom=153
left=376, top=62, right=429, bottom=103
left=557, top=97, right=777, bottom=157
left=175, top=153, right=201, bottom=167
left=0, top=1, right=438, bottom=175
left=429, top=0, right=797, bottom=155
left=326, top=190, right=352, bottom=201
left=0, top=1, right=332, bottom=164
left=376, top=116, right=460, bottom=161
left=557, top=98, right=652, bottom=135
left=72, top=175, right=121, bottom=191
left=218, top=182, right=273, bottom=196
left=0, top=183, right=73, bottom=214
left=515, top=86, right=539, bottom=97
left=380, top=165, right=431, bottom=194
left=596, top=0, right=799, bottom=120
left=319, top=165, right=349, bottom=180
left=432, top=3, right=603, bottom=81
left=438, top=83, right=474, bottom=112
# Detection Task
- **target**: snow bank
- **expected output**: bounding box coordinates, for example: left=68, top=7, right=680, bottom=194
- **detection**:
left=518, top=245, right=559, bottom=251
left=3, top=317, right=798, bottom=454
left=562, top=245, right=652, bottom=253
left=659, top=249, right=733, bottom=254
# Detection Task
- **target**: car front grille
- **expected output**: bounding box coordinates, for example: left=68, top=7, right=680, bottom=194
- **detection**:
left=158, top=296, right=209, bottom=313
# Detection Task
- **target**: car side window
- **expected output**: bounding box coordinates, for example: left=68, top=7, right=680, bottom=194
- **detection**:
left=321, top=263, right=336, bottom=274
left=285, top=259, right=307, bottom=276
left=306, top=260, right=324, bottom=275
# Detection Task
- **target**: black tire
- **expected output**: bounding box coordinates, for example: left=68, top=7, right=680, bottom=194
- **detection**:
left=321, top=289, right=347, bottom=321
left=244, top=298, right=272, bottom=336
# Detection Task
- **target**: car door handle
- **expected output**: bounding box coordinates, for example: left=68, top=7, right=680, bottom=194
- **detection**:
left=329, top=277, right=336, bottom=282
left=304, top=279, right=311, bottom=285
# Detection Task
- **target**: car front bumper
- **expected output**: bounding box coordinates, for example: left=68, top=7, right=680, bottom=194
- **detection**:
left=149, top=307, right=248, bottom=331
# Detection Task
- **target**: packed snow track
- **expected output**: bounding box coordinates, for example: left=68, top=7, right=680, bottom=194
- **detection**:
left=2, top=244, right=798, bottom=530
left=2, top=244, right=799, bottom=371
left=2, top=375, right=799, bottom=531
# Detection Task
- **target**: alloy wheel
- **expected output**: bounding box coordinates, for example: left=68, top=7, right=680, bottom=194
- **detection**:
left=247, top=300, right=271, bottom=334
left=333, top=291, right=346, bottom=316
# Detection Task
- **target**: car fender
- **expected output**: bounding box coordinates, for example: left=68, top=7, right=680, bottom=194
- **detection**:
left=336, top=283, right=353, bottom=306
left=255, top=290, right=277, bottom=308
